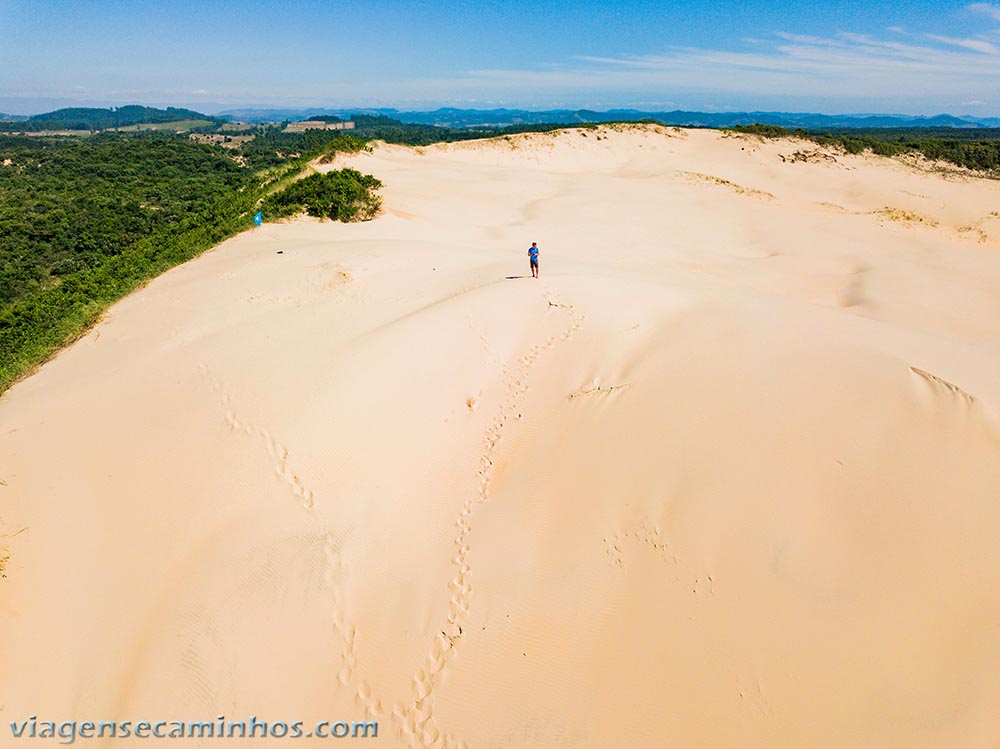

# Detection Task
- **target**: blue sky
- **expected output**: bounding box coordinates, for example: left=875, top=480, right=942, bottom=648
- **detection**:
left=1, top=0, right=999, bottom=115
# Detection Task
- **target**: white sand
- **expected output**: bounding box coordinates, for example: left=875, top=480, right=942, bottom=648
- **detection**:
left=2, top=125, right=999, bottom=748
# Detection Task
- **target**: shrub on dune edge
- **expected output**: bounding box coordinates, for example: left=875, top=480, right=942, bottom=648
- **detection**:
left=262, top=169, right=383, bottom=222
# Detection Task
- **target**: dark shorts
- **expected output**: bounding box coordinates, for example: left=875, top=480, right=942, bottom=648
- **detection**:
left=530, top=258, right=539, bottom=266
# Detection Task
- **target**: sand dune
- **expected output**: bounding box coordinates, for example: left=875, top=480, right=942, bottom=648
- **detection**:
left=2, top=125, right=1000, bottom=748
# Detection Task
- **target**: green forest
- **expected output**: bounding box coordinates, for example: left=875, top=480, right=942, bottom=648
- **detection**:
left=0, top=134, right=245, bottom=306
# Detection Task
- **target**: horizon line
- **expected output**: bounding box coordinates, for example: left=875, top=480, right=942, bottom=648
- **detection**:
left=2, top=100, right=998, bottom=121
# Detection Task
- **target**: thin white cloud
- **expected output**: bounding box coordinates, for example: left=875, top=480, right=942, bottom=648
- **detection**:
left=925, top=34, right=1000, bottom=54
left=441, top=29, right=1000, bottom=106
left=969, top=2, right=1000, bottom=21
left=774, top=32, right=842, bottom=46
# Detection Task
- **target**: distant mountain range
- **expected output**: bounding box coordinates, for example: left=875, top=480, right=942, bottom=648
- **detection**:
left=218, top=106, right=1000, bottom=130
left=3, top=104, right=999, bottom=132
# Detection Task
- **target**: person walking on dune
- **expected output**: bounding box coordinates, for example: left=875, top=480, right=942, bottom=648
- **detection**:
left=528, top=242, right=540, bottom=278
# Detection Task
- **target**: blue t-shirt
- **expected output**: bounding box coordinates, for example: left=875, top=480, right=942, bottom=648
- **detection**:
left=528, top=246, right=539, bottom=261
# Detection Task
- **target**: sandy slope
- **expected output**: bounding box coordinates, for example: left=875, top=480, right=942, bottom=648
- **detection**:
left=1, top=125, right=999, bottom=748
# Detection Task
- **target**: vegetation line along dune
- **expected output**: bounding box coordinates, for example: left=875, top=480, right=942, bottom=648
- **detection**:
left=0, top=132, right=378, bottom=393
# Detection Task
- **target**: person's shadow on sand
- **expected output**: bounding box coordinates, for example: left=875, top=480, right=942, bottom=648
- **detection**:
left=505, top=275, right=529, bottom=279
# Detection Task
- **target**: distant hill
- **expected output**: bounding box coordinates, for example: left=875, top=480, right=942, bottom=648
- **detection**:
left=3, top=105, right=218, bottom=131
left=394, top=108, right=1000, bottom=130
left=218, top=106, right=1000, bottom=130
